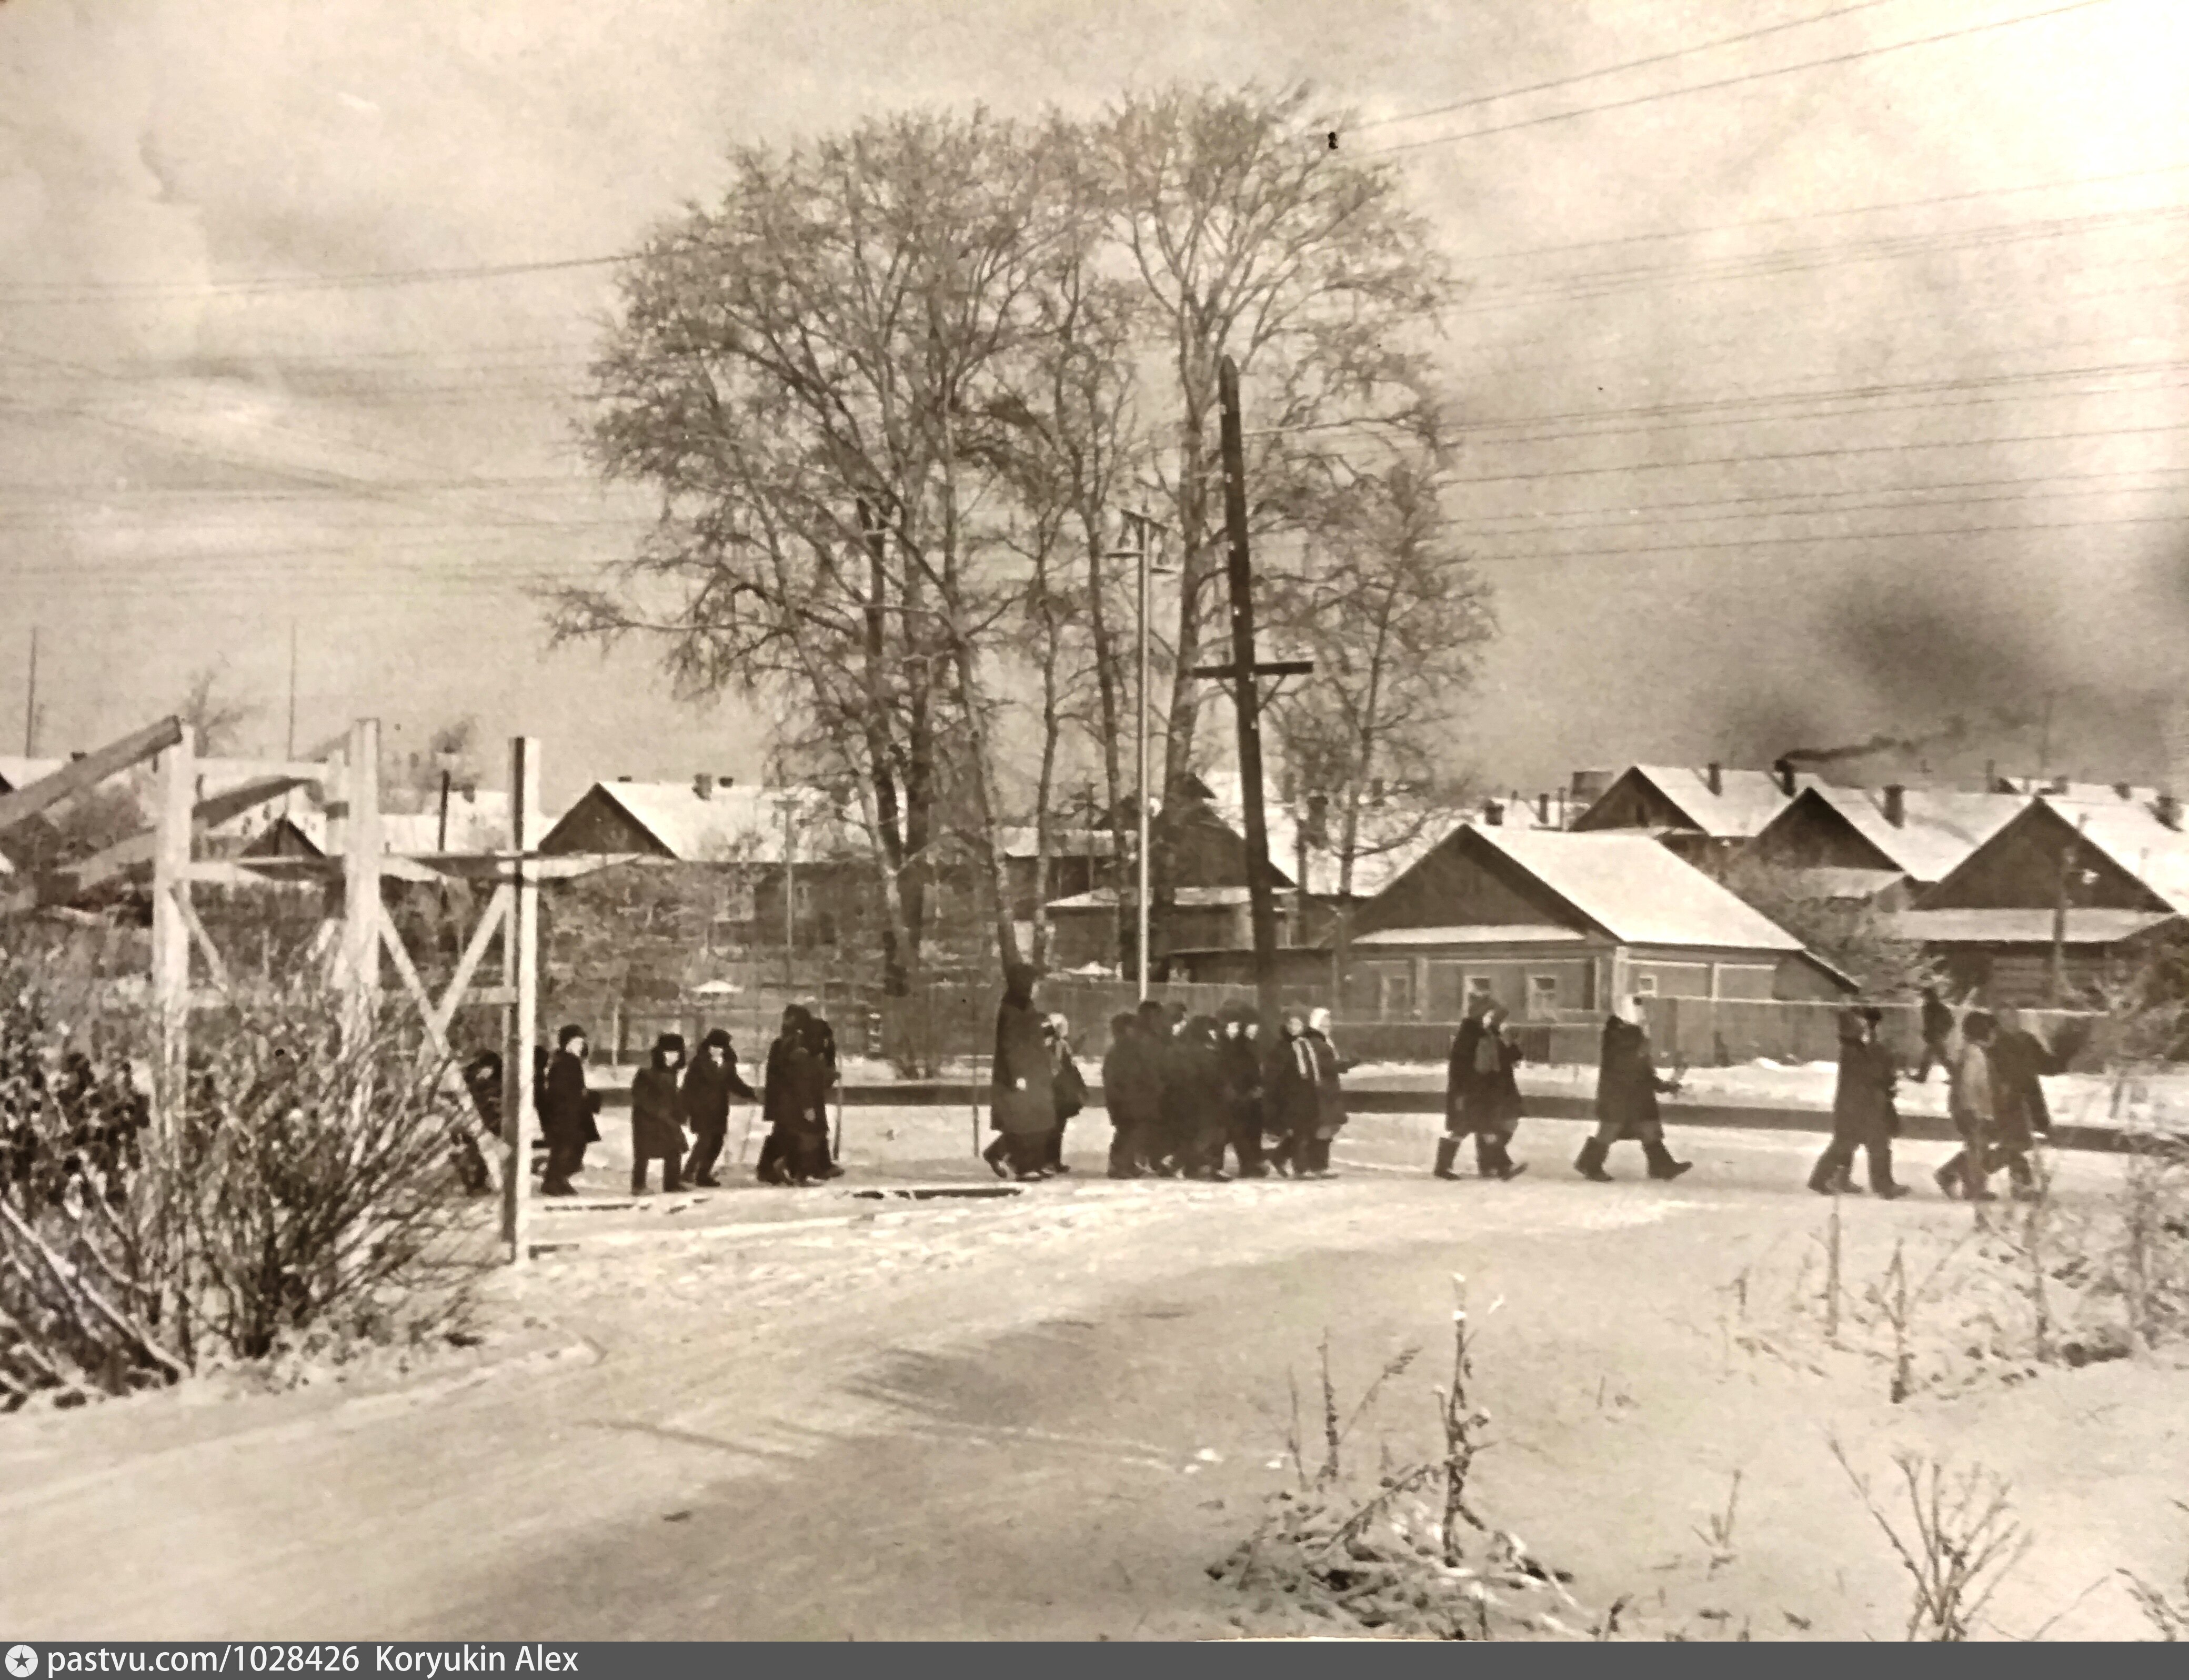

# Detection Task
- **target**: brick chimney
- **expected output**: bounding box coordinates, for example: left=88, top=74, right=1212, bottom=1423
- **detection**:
left=1882, top=784, right=1906, bottom=828
left=693, top=773, right=714, bottom=800
left=1537, top=792, right=1552, bottom=825
left=1772, top=758, right=1797, bottom=797
left=1483, top=800, right=1504, bottom=827
left=1705, top=761, right=1723, bottom=797
left=2158, top=793, right=2181, bottom=832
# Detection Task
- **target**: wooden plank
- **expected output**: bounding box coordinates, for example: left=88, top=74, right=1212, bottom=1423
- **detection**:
left=150, top=730, right=194, bottom=1134
left=339, top=720, right=383, bottom=1039
left=503, top=738, right=541, bottom=1267
left=3, top=774, right=317, bottom=914
left=429, top=885, right=510, bottom=1039
left=0, top=715, right=182, bottom=836
left=377, top=911, right=446, bottom=1053
left=176, top=887, right=232, bottom=992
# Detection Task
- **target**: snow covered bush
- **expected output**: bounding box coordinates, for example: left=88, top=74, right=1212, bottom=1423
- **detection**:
left=1, top=950, right=490, bottom=1409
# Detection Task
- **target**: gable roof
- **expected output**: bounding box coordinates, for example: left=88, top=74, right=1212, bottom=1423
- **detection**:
left=1619, top=764, right=1821, bottom=839
left=1789, top=785, right=2027, bottom=883
left=1184, top=770, right=1484, bottom=898
left=2038, top=797, right=2189, bottom=913
left=1470, top=826, right=1808, bottom=951
left=545, top=780, right=861, bottom=863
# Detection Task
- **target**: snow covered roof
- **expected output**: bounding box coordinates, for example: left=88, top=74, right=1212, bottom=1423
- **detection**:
left=2038, top=798, right=2189, bottom=913
left=1353, top=923, right=1583, bottom=947
left=1798, top=786, right=2026, bottom=883
left=1047, top=886, right=1250, bottom=911
left=1788, top=867, right=1910, bottom=902
left=997, top=826, right=1118, bottom=861
left=575, top=780, right=859, bottom=863
left=1184, top=769, right=1480, bottom=898
left=1469, top=826, right=1808, bottom=952
left=1623, top=764, right=1822, bottom=839
left=1893, top=907, right=2181, bottom=946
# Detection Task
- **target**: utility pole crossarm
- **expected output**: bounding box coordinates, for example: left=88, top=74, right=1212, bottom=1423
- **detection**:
left=1187, top=660, right=1316, bottom=680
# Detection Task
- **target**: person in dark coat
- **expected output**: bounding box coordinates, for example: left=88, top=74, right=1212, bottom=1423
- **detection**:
left=987, top=962, right=1056, bottom=1181
left=798, top=999, right=845, bottom=1179
left=539, top=1025, right=599, bottom=1198
left=1266, top=1009, right=1319, bottom=1177
left=1575, top=999, right=1691, bottom=1182
left=629, top=1033, right=688, bottom=1195
left=1220, top=1008, right=1268, bottom=1178
left=681, top=1027, right=757, bottom=1189
left=455, top=1050, right=501, bottom=1196
left=1133, top=999, right=1176, bottom=1173
left=1298, top=1008, right=1349, bottom=1178
left=1986, top=1007, right=2060, bottom=1199
left=1435, top=1001, right=1490, bottom=1180
left=1041, top=1013, right=1088, bottom=1173
left=1464, top=1005, right=1528, bottom=1181
left=1170, top=1014, right=1233, bottom=1181
left=758, top=1005, right=810, bottom=1185
left=1914, top=986, right=1955, bottom=1082
left=1100, top=1011, right=1157, bottom=1179
left=1808, top=1005, right=1908, bottom=1198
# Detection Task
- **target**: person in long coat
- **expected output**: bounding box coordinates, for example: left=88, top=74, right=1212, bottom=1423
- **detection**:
left=681, top=1027, right=758, bottom=1189
left=1435, top=1002, right=1490, bottom=1180
left=1935, top=1010, right=2000, bottom=1202
left=1464, top=1004, right=1528, bottom=1181
left=1100, top=1012, right=1156, bottom=1179
left=1807, top=1005, right=1907, bottom=1198
left=1266, top=1010, right=1320, bottom=1177
left=987, top=962, right=1057, bottom=1181
left=1042, top=1012, right=1088, bottom=1174
left=1220, top=1008, right=1269, bottom=1178
left=455, top=1050, right=501, bottom=1196
left=1575, top=999, right=1691, bottom=1182
left=1986, top=1007, right=2059, bottom=1198
left=797, top=999, right=844, bottom=1179
left=1300, top=1007, right=1350, bottom=1178
left=1171, top=1014, right=1233, bottom=1181
left=758, top=1005, right=810, bottom=1185
left=1133, top=999, right=1177, bottom=1173
left=1914, top=986, right=1955, bottom=1083
left=538, top=1024, right=599, bottom=1198
left=629, top=1032, right=689, bottom=1195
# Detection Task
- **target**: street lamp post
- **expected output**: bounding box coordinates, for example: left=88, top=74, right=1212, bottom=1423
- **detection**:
left=1108, top=514, right=1171, bottom=1001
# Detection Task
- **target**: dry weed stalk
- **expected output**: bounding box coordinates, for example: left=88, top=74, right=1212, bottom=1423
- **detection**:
left=2120, top=1498, right=2189, bottom=1640
left=1830, top=1440, right=2031, bottom=1641
left=1693, top=1470, right=1742, bottom=1576
left=1825, top=1195, right=1843, bottom=1345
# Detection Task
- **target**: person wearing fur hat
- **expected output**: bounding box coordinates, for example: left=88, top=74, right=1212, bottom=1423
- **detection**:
left=539, top=1024, right=600, bottom=1198
left=682, top=1027, right=758, bottom=1189
left=1100, top=1011, right=1158, bottom=1178
left=630, top=1032, right=689, bottom=1195
left=1219, top=1007, right=1269, bottom=1178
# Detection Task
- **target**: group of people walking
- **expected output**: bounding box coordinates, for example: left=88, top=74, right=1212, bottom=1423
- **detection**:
left=988, top=962, right=1353, bottom=1184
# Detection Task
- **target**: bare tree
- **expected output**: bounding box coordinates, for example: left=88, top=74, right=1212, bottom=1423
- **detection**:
left=1268, top=453, right=1491, bottom=975
left=1096, top=83, right=1455, bottom=815
left=179, top=662, right=262, bottom=758
left=561, top=111, right=1068, bottom=981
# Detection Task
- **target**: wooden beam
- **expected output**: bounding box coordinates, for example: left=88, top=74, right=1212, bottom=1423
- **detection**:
left=150, top=728, right=195, bottom=1133
left=175, top=887, right=232, bottom=992
left=378, top=911, right=445, bottom=1052
left=0, top=715, right=182, bottom=837
left=430, top=885, right=510, bottom=1039
left=502, top=737, right=541, bottom=1267
left=339, top=719, right=383, bottom=1041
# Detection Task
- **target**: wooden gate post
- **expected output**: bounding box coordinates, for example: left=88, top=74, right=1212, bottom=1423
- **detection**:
left=500, top=737, right=541, bottom=1266
left=338, top=718, right=384, bottom=1043
left=150, top=724, right=196, bottom=1133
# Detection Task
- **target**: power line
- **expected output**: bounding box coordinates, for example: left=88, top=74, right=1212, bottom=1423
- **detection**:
left=1361, top=0, right=2127, bottom=156
left=0, top=251, right=627, bottom=305
left=1464, top=508, right=2189, bottom=563
left=1344, top=0, right=1911, bottom=135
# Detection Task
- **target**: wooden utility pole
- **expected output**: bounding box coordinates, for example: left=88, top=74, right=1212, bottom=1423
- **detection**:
left=338, top=719, right=384, bottom=1044
left=1215, top=356, right=1288, bottom=1020
left=2049, top=812, right=2090, bottom=1007
left=503, top=736, right=541, bottom=1266
left=150, top=725, right=196, bottom=1133
left=23, top=626, right=37, bottom=756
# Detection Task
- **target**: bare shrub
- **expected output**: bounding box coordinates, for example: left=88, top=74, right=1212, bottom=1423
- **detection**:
left=2122, top=1507, right=2189, bottom=1641
left=1831, top=1440, right=2032, bottom=1641
left=1, top=952, right=491, bottom=1408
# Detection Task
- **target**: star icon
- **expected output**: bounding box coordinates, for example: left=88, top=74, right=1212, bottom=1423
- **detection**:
left=6, top=1646, right=37, bottom=1679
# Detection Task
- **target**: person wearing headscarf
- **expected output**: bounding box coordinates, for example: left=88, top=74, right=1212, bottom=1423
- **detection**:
left=1464, top=1004, right=1528, bottom=1181
left=1042, top=1012, right=1088, bottom=1173
left=1435, top=997, right=1491, bottom=1180
left=1219, top=1007, right=1269, bottom=1178
left=539, top=1024, right=599, bottom=1198
left=1936, top=1010, right=2001, bottom=1202
left=630, top=1032, right=689, bottom=1195
left=681, top=1027, right=758, bottom=1189
left=1297, top=1007, right=1350, bottom=1178
left=1808, top=1005, right=1907, bottom=1198
left=1265, top=1008, right=1319, bottom=1177
left=988, top=962, right=1057, bottom=1181
left=1575, top=997, right=1690, bottom=1183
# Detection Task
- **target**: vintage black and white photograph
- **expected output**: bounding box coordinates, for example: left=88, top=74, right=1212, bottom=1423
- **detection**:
left=3, top=0, right=2188, bottom=1645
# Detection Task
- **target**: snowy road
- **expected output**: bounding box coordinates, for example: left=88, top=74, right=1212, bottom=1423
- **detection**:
left=0, top=1118, right=2176, bottom=1640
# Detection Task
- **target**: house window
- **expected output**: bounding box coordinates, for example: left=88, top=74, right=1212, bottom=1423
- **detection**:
left=1528, top=975, right=1560, bottom=1020
left=1378, top=969, right=1414, bottom=1020
left=724, top=876, right=757, bottom=922
left=1632, top=974, right=1659, bottom=998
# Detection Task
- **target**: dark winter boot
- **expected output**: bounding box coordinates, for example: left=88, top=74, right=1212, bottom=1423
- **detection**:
left=1933, top=1154, right=1964, bottom=1200
left=1433, top=1136, right=1462, bottom=1181
left=1479, top=1134, right=1527, bottom=1181
left=982, top=1136, right=1011, bottom=1180
left=1643, top=1139, right=1693, bottom=1181
left=1807, top=1149, right=1841, bottom=1195
left=1574, top=1136, right=1613, bottom=1182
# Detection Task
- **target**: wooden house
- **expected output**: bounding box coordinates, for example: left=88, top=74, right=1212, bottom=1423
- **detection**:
left=1749, top=783, right=2026, bottom=904
left=1568, top=761, right=1821, bottom=867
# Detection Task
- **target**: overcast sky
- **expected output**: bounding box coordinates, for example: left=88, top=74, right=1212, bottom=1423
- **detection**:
left=3, top=0, right=2185, bottom=805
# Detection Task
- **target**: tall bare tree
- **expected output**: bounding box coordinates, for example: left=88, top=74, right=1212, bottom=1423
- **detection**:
left=1097, top=83, right=1454, bottom=816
